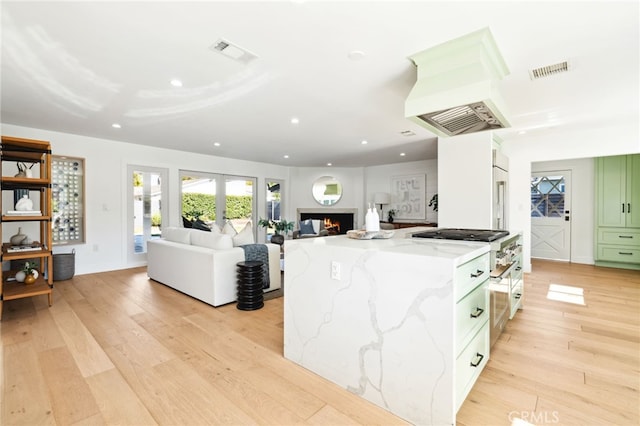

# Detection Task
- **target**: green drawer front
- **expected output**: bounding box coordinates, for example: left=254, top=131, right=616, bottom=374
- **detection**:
left=598, top=228, right=640, bottom=247
left=455, top=253, right=490, bottom=302
left=597, top=246, right=640, bottom=263
left=455, top=282, right=489, bottom=355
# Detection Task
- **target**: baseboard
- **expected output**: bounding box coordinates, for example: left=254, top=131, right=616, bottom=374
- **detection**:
left=595, top=260, right=640, bottom=271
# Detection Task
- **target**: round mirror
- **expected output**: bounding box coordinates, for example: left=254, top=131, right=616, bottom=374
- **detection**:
left=312, top=176, right=343, bottom=206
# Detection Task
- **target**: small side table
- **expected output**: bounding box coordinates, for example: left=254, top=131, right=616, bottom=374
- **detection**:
left=236, top=260, right=264, bottom=311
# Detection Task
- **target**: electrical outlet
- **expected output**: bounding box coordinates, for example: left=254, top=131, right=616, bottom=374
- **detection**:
left=331, top=261, right=341, bottom=280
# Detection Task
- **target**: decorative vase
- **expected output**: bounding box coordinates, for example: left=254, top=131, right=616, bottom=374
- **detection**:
left=270, top=234, right=285, bottom=245
left=13, top=189, right=29, bottom=208
left=10, top=227, right=27, bottom=246
left=388, top=216, right=394, bottom=223
left=24, top=274, right=36, bottom=285
left=15, top=194, right=34, bottom=211
left=15, top=270, right=26, bottom=283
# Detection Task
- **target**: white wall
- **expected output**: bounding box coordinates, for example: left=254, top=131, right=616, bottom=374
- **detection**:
left=288, top=161, right=438, bottom=231
left=2, top=124, right=289, bottom=275
left=532, top=158, right=595, bottom=265
left=364, top=160, right=438, bottom=223
left=503, top=122, right=640, bottom=273
left=288, top=167, right=365, bottom=227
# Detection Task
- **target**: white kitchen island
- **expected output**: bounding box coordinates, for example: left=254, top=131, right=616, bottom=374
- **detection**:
left=283, top=228, right=491, bottom=426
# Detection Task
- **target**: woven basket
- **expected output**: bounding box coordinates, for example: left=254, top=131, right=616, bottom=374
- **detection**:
left=53, top=250, right=75, bottom=281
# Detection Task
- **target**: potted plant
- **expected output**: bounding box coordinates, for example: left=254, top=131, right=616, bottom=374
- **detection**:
left=387, top=209, right=397, bottom=223
left=428, top=194, right=438, bottom=212
left=22, top=261, right=39, bottom=285
left=258, top=218, right=295, bottom=245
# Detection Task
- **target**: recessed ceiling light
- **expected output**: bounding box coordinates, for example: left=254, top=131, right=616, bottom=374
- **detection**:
left=170, top=79, right=183, bottom=87
left=361, top=140, right=368, bottom=145
left=283, top=154, right=290, bottom=159
left=400, top=152, right=406, bottom=157
left=213, top=142, right=221, bottom=147
left=112, top=123, right=121, bottom=129
left=290, top=117, right=299, bottom=124
left=327, top=163, right=332, bottom=166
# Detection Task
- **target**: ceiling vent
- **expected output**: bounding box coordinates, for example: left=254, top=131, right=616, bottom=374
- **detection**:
left=405, top=28, right=511, bottom=137
left=210, top=38, right=258, bottom=64
left=529, top=61, right=570, bottom=80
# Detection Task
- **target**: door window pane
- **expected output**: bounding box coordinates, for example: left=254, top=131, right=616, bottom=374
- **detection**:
left=181, top=172, right=216, bottom=227
left=179, top=172, right=256, bottom=233
left=531, top=175, right=565, bottom=218
left=265, top=180, right=283, bottom=237
left=225, top=177, right=256, bottom=232
left=133, top=170, right=163, bottom=254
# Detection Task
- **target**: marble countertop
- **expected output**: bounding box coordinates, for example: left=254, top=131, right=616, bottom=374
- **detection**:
left=287, top=226, right=489, bottom=266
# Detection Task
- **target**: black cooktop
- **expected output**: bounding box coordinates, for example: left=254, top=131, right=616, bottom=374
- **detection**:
left=412, top=228, right=509, bottom=242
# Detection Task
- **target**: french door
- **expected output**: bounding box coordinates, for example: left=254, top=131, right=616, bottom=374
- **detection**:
left=180, top=171, right=256, bottom=233
left=531, top=170, right=572, bottom=261
left=128, top=165, right=168, bottom=263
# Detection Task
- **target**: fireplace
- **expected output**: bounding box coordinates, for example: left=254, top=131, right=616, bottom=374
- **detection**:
left=297, top=208, right=357, bottom=235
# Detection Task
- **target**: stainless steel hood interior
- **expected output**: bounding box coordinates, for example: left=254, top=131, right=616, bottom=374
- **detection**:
left=405, top=28, right=511, bottom=137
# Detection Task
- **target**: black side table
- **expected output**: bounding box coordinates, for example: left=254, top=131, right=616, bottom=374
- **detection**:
left=236, top=260, right=264, bottom=310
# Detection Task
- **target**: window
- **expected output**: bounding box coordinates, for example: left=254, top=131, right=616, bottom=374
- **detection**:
left=531, top=175, right=565, bottom=218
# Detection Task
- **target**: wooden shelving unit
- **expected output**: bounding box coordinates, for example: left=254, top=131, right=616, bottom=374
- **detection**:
left=1, top=136, right=53, bottom=319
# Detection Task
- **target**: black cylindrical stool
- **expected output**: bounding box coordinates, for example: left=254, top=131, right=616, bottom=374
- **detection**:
left=236, top=260, right=265, bottom=311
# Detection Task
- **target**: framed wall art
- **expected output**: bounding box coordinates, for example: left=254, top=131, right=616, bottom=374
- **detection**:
left=390, top=174, right=426, bottom=220
left=52, top=155, right=85, bottom=245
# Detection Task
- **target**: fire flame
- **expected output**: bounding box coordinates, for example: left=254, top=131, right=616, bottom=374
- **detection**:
left=323, top=218, right=340, bottom=233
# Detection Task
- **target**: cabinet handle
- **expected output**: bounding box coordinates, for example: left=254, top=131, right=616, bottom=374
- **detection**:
left=470, top=269, right=484, bottom=278
left=470, top=307, right=484, bottom=318
left=622, top=203, right=625, bottom=213
left=470, top=352, right=484, bottom=367
left=514, top=293, right=522, bottom=299
left=618, top=252, right=633, bottom=255
left=628, top=203, right=631, bottom=213
left=619, top=235, right=633, bottom=239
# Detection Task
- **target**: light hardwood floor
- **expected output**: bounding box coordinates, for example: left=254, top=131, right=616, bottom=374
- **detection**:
left=1, top=260, right=638, bottom=425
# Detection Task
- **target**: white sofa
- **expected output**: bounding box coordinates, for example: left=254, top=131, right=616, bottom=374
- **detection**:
left=147, top=227, right=281, bottom=307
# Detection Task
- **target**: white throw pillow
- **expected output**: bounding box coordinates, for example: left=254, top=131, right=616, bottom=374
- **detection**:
left=311, top=219, right=321, bottom=235
left=208, top=223, right=222, bottom=234
left=233, top=222, right=255, bottom=246
left=191, top=231, right=233, bottom=250
left=163, top=227, right=191, bottom=244
left=222, top=221, right=237, bottom=236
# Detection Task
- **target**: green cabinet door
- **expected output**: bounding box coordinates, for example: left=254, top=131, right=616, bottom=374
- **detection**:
left=627, top=154, right=640, bottom=228
left=597, top=155, right=626, bottom=227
